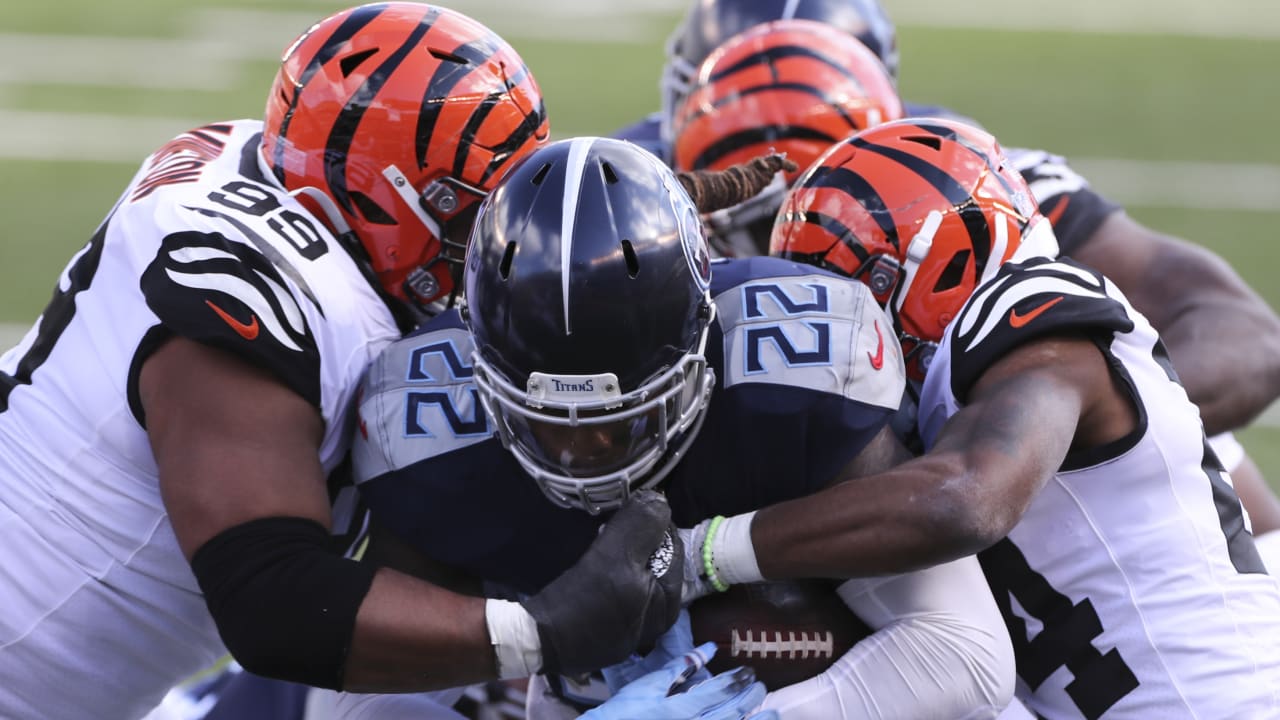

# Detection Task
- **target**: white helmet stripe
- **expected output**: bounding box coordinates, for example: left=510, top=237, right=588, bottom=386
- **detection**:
left=980, top=210, right=1009, bottom=288
left=782, top=0, right=802, bottom=19
left=561, top=137, right=596, bottom=335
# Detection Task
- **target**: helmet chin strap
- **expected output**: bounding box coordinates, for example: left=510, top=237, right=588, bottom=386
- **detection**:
left=287, top=186, right=354, bottom=237
left=382, top=165, right=445, bottom=241
left=892, top=209, right=943, bottom=317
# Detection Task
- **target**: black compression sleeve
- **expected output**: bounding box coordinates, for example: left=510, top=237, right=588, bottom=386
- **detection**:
left=190, top=516, right=377, bottom=690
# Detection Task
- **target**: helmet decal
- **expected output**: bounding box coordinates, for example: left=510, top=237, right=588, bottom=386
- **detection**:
left=559, top=137, right=598, bottom=335
left=680, top=203, right=713, bottom=290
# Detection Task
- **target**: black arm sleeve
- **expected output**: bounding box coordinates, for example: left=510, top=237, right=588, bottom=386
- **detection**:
left=190, top=516, right=377, bottom=690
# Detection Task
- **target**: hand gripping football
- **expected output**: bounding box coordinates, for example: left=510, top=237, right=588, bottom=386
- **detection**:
left=688, top=579, right=872, bottom=690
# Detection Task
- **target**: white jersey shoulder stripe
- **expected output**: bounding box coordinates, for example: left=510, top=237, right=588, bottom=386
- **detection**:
left=163, top=263, right=305, bottom=352
left=957, top=261, right=1105, bottom=349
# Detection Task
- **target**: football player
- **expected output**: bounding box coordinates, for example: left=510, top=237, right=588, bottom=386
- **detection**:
left=333, top=136, right=1015, bottom=719
left=666, top=19, right=903, bottom=258
left=693, top=117, right=1280, bottom=717
left=624, top=0, right=1280, bottom=549
left=0, top=4, right=686, bottom=718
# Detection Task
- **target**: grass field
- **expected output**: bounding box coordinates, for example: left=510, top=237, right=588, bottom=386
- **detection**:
left=2, top=0, right=1278, bottom=479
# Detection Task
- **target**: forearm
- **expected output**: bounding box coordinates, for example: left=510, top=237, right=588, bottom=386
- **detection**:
left=191, top=516, right=519, bottom=692
left=750, top=453, right=1011, bottom=580
left=342, top=568, right=498, bottom=691
left=759, top=559, right=1014, bottom=719
left=725, top=353, right=1080, bottom=583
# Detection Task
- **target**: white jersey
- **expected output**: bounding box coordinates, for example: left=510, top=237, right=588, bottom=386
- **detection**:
left=918, top=257, right=1280, bottom=718
left=0, top=119, right=401, bottom=719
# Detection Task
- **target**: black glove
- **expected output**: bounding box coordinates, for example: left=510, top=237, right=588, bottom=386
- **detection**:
left=521, top=490, right=684, bottom=676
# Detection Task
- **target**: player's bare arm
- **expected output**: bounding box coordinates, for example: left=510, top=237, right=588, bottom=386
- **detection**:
left=1072, top=212, right=1280, bottom=434
left=144, top=337, right=498, bottom=691
left=748, top=334, right=1132, bottom=580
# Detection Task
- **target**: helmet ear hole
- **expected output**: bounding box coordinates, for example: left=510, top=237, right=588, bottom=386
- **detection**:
left=932, top=249, right=971, bottom=292
left=601, top=161, right=620, bottom=185
left=350, top=192, right=396, bottom=225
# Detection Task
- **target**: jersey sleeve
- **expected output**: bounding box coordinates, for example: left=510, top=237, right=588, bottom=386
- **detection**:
left=139, top=229, right=322, bottom=407
left=943, top=257, right=1136, bottom=401
left=1006, top=147, right=1122, bottom=257
left=670, top=260, right=905, bottom=515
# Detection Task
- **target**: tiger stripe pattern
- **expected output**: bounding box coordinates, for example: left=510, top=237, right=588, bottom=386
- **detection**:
left=671, top=19, right=902, bottom=184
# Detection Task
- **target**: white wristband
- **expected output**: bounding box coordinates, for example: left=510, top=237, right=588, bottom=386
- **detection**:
left=484, top=599, right=542, bottom=679
left=711, top=511, right=762, bottom=585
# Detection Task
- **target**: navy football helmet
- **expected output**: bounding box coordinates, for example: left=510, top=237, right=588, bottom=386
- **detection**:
left=660, top=0, right=899, bottom=145
left=465, top=137, right=717, bottom=513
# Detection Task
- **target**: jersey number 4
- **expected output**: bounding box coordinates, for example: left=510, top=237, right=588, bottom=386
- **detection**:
left=980, top=540, right=1139, bottom=719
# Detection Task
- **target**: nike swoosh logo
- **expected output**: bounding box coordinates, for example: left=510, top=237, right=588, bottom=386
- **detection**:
left=867, top=320, right=885, bottom=370
left=1008, top=296, right=1065, bottom=328
left=1046, top=196, right=1071, bottom=228
left=206, top=299, right=260, bottom=340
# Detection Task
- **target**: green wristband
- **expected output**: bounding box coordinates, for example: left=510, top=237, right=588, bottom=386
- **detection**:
left=701, top=515, right=730, bottom=593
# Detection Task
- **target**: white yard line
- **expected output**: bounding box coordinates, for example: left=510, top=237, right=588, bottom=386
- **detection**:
left=1071, top=158, right=1280, bottom=212
left=887, top=0, right=1280, bottom=39
left=0, top=110, right=212, bottom=163
left=4, top=107, right=1275, bottom=213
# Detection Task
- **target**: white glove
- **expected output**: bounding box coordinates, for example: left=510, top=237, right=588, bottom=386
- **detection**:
left=581, top=643, right=776, bottom=720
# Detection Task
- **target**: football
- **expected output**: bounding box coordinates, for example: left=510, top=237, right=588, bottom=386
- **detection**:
left=688, top=579, right=873, bottom=690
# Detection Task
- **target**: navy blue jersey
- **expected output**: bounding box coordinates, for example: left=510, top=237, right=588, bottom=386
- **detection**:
left=353, top=257, right=903, bottom=595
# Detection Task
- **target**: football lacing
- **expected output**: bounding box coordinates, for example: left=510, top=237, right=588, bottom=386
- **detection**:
left=729, top=629, right=834, bottom=659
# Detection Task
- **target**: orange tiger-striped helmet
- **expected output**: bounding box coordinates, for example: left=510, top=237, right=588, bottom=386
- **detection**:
left=770, top=117, right=1058, bottom=380
left=670, top=19, right=901, bottom=257
left=262, top=2, right=549, bottom=308
left=672, top=19, right=901, bottom=182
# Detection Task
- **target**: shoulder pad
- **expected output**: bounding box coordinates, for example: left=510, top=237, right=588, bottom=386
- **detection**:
left=352, top=311, right=490, bottom=484
left=140, top=230, right=322, bottom=406
left=944, top=257, right=1135, bottom=400
left=712, top=261, right=904, bottom=411
left=1005, top=147, right=1121, bottom=256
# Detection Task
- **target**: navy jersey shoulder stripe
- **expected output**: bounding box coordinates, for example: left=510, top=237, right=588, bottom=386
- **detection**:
left=709, top=255, right=848, bottom=294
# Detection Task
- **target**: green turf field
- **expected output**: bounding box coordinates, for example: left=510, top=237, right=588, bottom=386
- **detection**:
left=2, top=0, right=1278, bottom=478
